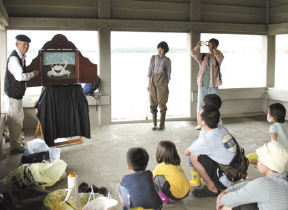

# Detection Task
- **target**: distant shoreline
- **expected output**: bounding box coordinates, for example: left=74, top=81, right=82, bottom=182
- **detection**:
left=9, top=47, right=286, bottom=54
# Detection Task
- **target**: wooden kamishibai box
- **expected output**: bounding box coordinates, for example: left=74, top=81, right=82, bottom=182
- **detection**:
left=25, top=34, right=95, bottom=146
left=25, top=34, right=97, bottom=86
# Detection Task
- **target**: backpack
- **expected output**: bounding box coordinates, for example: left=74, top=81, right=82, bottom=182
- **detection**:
left=201, top=53, right=222, bottom=80
left=218, top=138, right=249, bottom=183
left=83, top=76, right=101, bottom=111
left=83, top=76, right=101, bottom=96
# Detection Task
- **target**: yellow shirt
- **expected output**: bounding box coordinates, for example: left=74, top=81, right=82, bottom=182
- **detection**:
left=153, top=162, right=190, bottom=198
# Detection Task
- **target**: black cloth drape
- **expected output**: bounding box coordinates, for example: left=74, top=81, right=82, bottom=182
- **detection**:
left=35, top=84, right=90, bottom=146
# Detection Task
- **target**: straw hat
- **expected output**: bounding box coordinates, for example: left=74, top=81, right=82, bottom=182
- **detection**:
left=256, top=141, right=288, bottom=173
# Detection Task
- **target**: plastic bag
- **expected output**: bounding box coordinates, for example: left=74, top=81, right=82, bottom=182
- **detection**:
left=0, top=159, right=67, bottom=190
left=83, top=197, right=118, bottom=210
left=43, top=189, right=103, bottom=210
left=83, top=191, right=118, bottom=210
left=24, top=139, right=61, bottom=162
left=27, top=138, right=48, bottom=153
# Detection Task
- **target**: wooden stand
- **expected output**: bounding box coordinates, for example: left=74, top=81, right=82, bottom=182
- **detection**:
left=34, top=120, right=44, bottom=140
left=54, top=137, right=83, bottom=147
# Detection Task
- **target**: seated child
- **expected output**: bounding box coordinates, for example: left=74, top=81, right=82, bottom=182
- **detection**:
left=217, top=141, right=288, bottom=210
left=247, top=103, right=288, bottom=165
left=186, top=93, right=222, bottom=186
left=184, top=105, right=237, bottom=197
left=153, top=141, right=190, bottom=204
left=119, top=147, right=163, bottom=210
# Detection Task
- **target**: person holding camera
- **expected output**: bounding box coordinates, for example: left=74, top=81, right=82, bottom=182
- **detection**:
left=191, top=38, right=224, bottom=130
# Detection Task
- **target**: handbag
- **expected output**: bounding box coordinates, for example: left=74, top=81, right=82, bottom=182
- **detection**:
left=21, top=151, right=50, bottom=164
left=83, top=187, right=118, bottom=210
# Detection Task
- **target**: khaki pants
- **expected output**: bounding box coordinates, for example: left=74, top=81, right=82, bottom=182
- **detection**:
left=149, top=72, right=169, bottom=114
left=3, top=95, right=23, bottom=149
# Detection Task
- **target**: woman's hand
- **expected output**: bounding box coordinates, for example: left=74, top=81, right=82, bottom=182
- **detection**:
left=197, top=41, right=202, bottom=47
left=147, top=77, right=151, bottom=92
left=216, top=190, right=228, bottom=210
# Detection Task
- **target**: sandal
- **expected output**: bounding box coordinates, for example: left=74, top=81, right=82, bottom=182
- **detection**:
left=86, top=185, right=100, bottom=193
left=78, top=182, right=89, bottom=193
left=99, top=187, right=108, bottom=196
left=192, top=186, right=220, bottom=197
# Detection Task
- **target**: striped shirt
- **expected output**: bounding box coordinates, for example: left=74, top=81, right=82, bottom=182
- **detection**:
left=220, top=173, right=288, bottom=210
left=147, top=55, right=171, bottom=80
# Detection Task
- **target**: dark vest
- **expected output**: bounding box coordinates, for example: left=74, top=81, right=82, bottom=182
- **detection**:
left=4, top=50, right=26, bottom=100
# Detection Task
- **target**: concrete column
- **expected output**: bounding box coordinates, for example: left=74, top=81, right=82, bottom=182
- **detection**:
left=262, top=35, right=275, bottom=88
left=190, top=30, right=200, bottom=119
left=190, top=0, right=201, bottom=22
left=98, top=28, right=111, bottom=125
left=98, top=0, right=111, bottom=19
left=0, top=30, right=7, bottom=113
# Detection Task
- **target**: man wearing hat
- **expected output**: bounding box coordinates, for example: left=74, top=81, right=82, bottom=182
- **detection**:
left=217, top=141, right=288, bottom=210
left=3, top=34, right=39, bottom=152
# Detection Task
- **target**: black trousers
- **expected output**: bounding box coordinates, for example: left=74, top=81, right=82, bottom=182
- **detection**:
left=198, top=155, right=227, bottom=190
left=233, top=203, right=259, bottom=210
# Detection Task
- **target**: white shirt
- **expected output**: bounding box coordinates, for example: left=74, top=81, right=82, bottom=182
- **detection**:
left=8, top=48, right=34, bottom=82
left=189, top=125, right=236, bottom=165
left=189, top=125, right=236, bottom=187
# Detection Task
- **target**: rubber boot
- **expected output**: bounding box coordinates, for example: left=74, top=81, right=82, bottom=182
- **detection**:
left=152, top=113, right=157, bottom=131
left=159, top=191, right=169, bottom=204
left=157, top=112, right=166, bottom=131
left=190, top=171, right=201, bottom=187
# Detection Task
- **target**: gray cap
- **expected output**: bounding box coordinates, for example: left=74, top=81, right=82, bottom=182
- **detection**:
left=15, top=34, right=31, bottom=43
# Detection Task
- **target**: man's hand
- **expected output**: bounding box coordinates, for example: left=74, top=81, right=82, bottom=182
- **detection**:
left=33, top=70, right=39, bottom=77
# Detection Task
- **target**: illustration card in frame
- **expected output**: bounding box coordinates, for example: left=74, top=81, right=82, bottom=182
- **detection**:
left=42, top=50, right=77, bottom=86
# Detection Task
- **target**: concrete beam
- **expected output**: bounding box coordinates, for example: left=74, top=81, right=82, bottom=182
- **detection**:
left=0, top=1, right=9, bottom=29
left=191, top=88, right=267, bottom=102
left=5, top=0, right=98, bottom=7
left=268, top=23, right=288, bottom=35
left=266, top=88, right=288, bottom=102
left=8, top=17, right=267, bottom=34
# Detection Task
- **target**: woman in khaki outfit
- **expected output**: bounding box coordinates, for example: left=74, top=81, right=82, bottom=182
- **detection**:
left=147, top=41, right=171, bottom=131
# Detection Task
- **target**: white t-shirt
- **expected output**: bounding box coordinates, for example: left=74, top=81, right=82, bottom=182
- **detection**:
left=269, top=122, right=288, bottom=149
left=189, top=125, right=236, bottom=165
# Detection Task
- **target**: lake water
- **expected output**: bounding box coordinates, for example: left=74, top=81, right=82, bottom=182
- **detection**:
left=24, top=52, right=288, bottom=121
